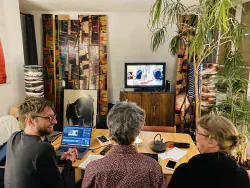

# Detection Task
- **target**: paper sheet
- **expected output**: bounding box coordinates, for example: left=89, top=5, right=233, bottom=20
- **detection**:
left=78, top=154, right=105, bottom=169
left=158, top=147, right=188, bottom=160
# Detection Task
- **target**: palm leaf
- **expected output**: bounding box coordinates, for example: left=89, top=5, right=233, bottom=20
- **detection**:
left=149, top=0, right=165, bottom=28
left=151, top=27, right=167, bottom=52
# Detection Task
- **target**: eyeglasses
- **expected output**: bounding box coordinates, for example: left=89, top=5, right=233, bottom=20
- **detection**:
left=194, top=129, right=208, bottom=137
left=33, top=113, right=57, bottom=123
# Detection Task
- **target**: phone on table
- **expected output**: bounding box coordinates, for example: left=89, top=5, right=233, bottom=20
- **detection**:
left=96, top=135, right=111, bottom=146
left=165, top=160, right=177, bottom=170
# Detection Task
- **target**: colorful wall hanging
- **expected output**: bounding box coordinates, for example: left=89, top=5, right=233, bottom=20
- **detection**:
left=175, top=15, right=196, bottom=132
left=42, top=14, right=108, bottom=130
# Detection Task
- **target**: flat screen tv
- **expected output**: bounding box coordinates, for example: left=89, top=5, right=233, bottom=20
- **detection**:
left=125, top=62, right=166, bottom=89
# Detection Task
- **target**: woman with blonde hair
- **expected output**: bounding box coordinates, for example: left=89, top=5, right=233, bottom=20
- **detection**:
left=168, top=114, right=249, bottom=188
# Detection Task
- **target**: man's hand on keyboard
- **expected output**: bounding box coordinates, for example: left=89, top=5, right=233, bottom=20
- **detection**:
left=60, top=148, right=78, bottom=162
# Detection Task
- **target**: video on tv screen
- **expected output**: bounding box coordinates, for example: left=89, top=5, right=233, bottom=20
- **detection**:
left=125, top=63, right=165, bottom=88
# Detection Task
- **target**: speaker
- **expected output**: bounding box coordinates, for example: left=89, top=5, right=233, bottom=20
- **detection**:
left=165, top=80, right=171, bottom=92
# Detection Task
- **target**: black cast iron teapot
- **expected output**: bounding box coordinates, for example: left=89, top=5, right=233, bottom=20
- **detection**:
left=149, top=133, right=166, bottom=153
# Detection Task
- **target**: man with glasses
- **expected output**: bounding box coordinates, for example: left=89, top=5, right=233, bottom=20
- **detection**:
left=4, top=97, right=78, bottom=188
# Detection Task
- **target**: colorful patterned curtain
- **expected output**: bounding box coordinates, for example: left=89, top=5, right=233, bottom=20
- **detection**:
left=175, top=15, right=196, bottom=132
left=42, top=14, right=108, bottom=130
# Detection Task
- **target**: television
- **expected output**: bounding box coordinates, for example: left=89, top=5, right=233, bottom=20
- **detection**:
left=125, top=62, right=166, bottom=89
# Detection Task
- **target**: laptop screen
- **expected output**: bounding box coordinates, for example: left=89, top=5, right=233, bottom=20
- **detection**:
left=61, top=126, right=92, bottom=147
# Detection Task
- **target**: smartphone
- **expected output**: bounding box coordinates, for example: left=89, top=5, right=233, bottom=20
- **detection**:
left=165, top=160, right=177, bottom=170
left=98, top=135, right=108, bottom=142
left=96, top=135, right=111, bottom=146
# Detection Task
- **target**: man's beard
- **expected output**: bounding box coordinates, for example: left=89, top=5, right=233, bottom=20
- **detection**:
left=37, top=128, right=53, bottom=137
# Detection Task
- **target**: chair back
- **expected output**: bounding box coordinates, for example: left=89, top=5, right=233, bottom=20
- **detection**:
left=141, top=126, right=176, bottom=133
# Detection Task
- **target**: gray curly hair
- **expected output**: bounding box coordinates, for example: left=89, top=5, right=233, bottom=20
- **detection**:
left=107, top=101, right=145, bottom=145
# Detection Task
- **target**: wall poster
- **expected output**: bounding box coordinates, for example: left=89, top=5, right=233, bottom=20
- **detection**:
left=64, top=89, right=97, bottom=127
left=0, top=0, right=7, bottom=84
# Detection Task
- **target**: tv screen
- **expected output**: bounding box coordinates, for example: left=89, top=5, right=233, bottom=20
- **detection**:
left=125, top=63, right=166, bottom=88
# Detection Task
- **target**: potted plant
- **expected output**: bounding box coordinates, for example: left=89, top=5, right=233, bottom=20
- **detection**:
left=212, top=50, right=250, bottom=170
left=149, top=0, right=250, bottom=170
left=149, top=0, right=247, bottom=122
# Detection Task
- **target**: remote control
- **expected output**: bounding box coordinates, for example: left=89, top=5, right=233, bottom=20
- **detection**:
left=100, top=144, right=113, bottom=155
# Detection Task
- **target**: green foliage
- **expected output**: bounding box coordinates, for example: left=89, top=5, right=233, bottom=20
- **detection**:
left=149, top=0, right=242, bottom=56
left=169, top=29, right=191, bottom=56
left=230, top=22, right=249, bottom=49
left=169, top=35, right=180, bottom=56
left=150, top=27, right=167, bottom=52
left=213, top=51, right=250, bottom=137
left=149, top=0, right=250, bottom=136
left=149, top=0, right=187, bottom=28
left=149, top=0, right=189, bottom=52
left=150, top=0, right=164, bottom=28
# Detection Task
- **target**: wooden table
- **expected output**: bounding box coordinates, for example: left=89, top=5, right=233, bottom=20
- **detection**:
left=52, top=128, right=199, bottom=184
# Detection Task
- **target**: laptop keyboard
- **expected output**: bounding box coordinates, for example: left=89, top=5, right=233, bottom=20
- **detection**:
left=58, top=147, right=88, bottom=153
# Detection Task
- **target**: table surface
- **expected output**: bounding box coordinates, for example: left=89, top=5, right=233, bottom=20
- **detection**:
left=52, top=129, right=199, bottom=175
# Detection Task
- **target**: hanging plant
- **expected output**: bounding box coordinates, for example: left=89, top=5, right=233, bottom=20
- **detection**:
left=149, top=0, right=250, bottom=168
left=149, top=0, right=246, bottom=122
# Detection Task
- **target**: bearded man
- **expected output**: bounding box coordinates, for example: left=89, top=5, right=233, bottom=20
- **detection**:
left=4, top=97, right=78, bottom=188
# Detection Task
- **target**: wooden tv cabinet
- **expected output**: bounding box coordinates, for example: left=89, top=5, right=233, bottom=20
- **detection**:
left=120, top=92, right=175, bottom=126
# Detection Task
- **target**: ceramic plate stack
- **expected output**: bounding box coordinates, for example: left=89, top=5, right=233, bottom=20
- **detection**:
left=24, top=65, right=44, bottom=97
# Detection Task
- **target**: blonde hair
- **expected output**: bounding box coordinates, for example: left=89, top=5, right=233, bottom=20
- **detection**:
left=197, top=115, right=246, bottom=155
left=19, top=97, right=54, bottom=127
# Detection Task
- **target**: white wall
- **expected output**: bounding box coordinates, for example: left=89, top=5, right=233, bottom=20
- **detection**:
left=0, top=0, right=25, bottom=116
left=26, top=11, right=176, bottom=103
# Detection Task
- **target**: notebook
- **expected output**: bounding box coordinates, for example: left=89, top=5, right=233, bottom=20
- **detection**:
left=56, top=126, right=92, bottom=159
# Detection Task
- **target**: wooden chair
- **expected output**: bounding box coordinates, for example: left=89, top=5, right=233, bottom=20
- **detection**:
left=141, top=126, right=176, bottom=133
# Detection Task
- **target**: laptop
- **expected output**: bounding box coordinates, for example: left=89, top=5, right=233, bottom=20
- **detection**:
left=56, top=126, right=92, bottom=159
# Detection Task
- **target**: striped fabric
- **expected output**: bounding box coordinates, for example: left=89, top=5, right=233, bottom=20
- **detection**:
left=188, top=62, right=201, bottom=99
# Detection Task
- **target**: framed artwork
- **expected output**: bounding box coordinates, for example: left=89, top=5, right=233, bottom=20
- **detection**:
left=0, top=0, right=7, bottom=84
left=64, top=89, right=97, bottom=127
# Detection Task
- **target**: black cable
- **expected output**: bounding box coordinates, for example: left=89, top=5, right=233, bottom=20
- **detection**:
left=88, top=146, right=104, bottom=151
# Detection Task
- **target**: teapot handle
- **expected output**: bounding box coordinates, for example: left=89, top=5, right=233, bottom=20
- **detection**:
left=154, top=133, right=163, bottom=144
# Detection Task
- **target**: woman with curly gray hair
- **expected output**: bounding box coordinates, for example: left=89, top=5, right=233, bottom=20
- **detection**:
left=168, top=114, right=249, bottom=188
left=82, top=101, right=166, bottom=188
